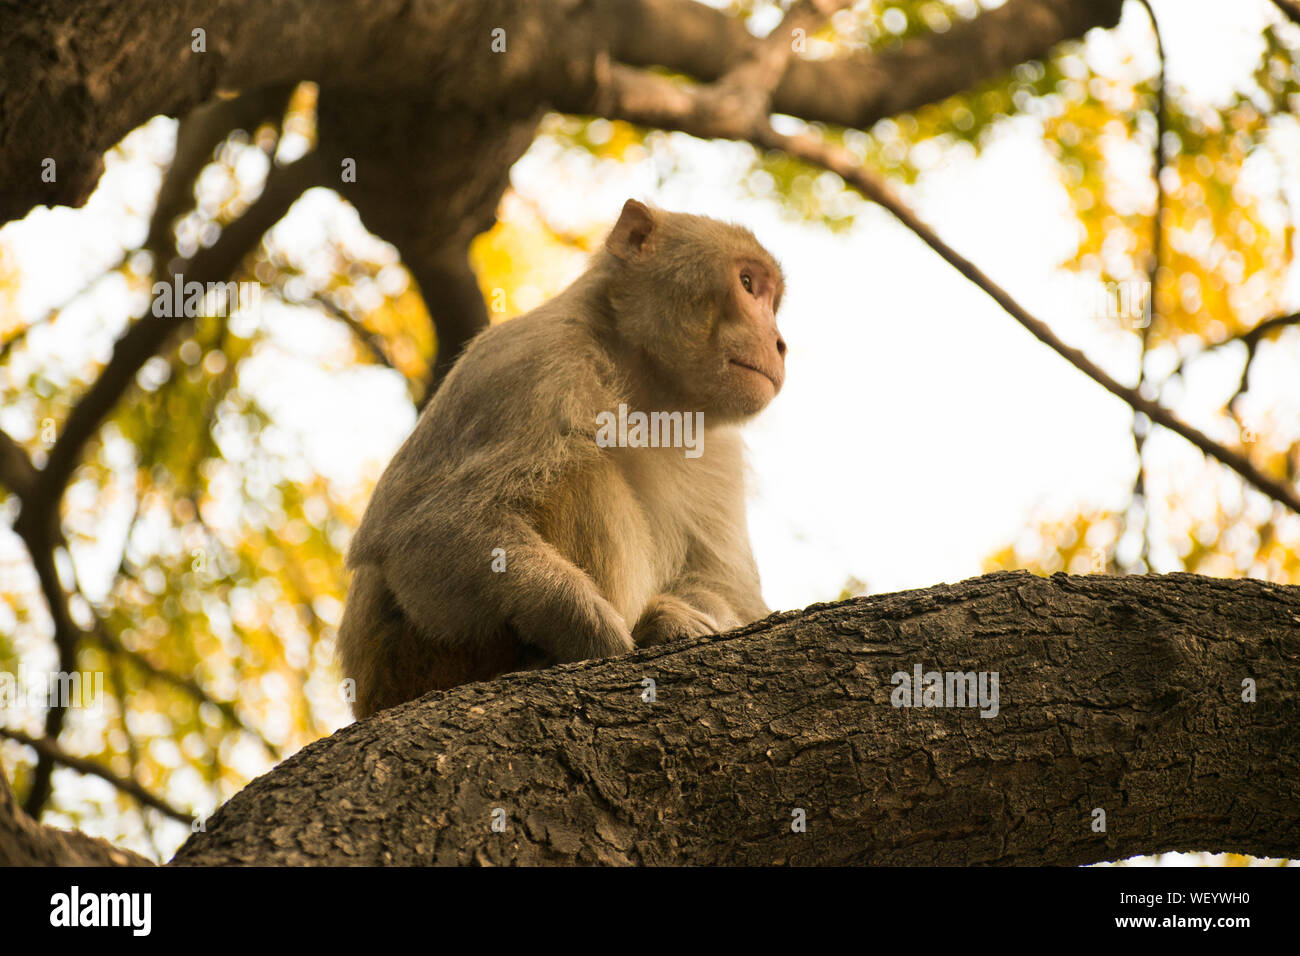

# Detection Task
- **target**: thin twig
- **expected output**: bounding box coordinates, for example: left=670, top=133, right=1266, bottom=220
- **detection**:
left=87, top=626, right=280, bottom=760
left=310, top=293, right=396, bottom=372
left=1169, top=311, right=1300, bottom=381
left=103, top=652, right=162, bottom=857
left=0, top=259, right=129, bottom=365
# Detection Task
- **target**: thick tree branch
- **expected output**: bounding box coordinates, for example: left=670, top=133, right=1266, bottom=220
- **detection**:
left=145, top=85, right=297, bottom=270
left=312, top=94, right=538, bottom=395
left=0, top=428, right=38, bottom=500
left=605, top=0, right=757, bottom=84
left=605, top=0, right=1125, bottom=129
left=0, top=0, right=1125, bottom=226
left=167, top=572, right=1300, bottom=866
left=774, top=0, right=1124, bottom=129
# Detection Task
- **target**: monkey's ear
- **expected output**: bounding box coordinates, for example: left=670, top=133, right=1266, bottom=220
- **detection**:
left=606, top=199, right=656, bottom=261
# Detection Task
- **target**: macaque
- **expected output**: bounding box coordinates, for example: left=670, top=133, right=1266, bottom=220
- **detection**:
left=338, top=199, right=787, bottom=718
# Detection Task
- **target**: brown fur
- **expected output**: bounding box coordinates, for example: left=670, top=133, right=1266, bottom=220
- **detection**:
left=337, top=199, right=787, bottom=718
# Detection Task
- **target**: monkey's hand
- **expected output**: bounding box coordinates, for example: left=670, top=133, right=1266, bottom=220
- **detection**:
left=632, top=594, right=721, bottom=648
left=556, top=591, right=637, bottom=662
left=506, top=550, right=635, bottom=664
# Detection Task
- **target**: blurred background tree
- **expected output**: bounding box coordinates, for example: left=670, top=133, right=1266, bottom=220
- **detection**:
left=0, top=0, right=1297, bottom=863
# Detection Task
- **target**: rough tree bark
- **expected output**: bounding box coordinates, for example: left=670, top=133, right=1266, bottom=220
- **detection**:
left=148, top=571, right=1299, bottom=866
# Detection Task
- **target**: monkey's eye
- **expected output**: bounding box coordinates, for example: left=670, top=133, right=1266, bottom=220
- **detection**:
left=740, top=272, right=754, bottom=294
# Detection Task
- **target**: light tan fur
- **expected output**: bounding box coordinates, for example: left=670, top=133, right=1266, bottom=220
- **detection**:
left=338, top=199, right=786, bottom=717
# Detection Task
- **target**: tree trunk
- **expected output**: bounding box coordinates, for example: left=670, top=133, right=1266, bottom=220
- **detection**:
left=154, top=571, right=1300, bottom=866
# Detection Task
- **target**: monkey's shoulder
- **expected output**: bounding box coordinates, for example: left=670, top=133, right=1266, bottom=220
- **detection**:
left=422, top=312, right=621, bottom=452
left=450, top=312, right=617, bottom=404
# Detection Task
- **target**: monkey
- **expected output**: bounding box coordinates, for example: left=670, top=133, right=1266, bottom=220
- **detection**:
left=337, top=198, right=787, bottom=718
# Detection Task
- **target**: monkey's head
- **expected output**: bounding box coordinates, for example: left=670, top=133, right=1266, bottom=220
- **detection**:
left=603, top=199, right=787, bottom=422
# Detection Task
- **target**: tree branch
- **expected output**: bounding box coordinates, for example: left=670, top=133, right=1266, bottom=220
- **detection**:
left=31, top=152, right=324, bottom=523
left=11, top=526, right=85, bottom=818
left=87, top=626, right=280, bottom=760
left=775, top=0, right=1125, bottom=127
left=593, top=52, right=1300, bottom=515
left=1271, top=0, right=1300, bottom=27
left=1170, top=311, right=1300, bottom=382
left=145, top=85, right=297, bottom=271
left=605, top=0, right=1126, bottom=130
left=7, top=154, right=319, bottom=816
left=169, top=572, right=1300, bottom=866
left=0, top=727, right=193, bottom=825
left=0, top=428, right=38, bottom=500
left=1128, top=0, right=1168, bottom=571
left=310, top=294, right=398, bottom=373
left=1, top=0, right=1126, bottom=226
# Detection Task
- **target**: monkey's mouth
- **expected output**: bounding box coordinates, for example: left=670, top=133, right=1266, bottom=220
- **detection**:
left=728, top=358, right=780, bottom=390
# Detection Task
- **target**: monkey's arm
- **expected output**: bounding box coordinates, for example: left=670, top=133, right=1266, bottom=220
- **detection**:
left=367, top=482, right=637, bottom=666
left=493, top=521, right=637, bottom=663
